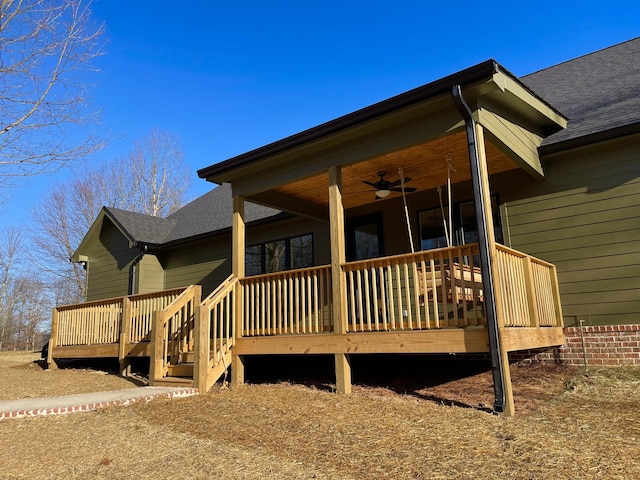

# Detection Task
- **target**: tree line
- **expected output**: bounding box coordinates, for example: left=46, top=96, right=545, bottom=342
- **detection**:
left=0, top=1, right=192, bottom=350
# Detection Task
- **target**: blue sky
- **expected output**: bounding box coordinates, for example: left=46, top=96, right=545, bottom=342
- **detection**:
left=1, top=0, right=638, bottom=230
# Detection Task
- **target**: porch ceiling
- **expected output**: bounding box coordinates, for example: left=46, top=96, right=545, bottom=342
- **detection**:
left=249, top=131, right=517, bottom=216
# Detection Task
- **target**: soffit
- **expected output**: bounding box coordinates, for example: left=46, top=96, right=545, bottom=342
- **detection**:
left=248, top=131, right=517, bottom=215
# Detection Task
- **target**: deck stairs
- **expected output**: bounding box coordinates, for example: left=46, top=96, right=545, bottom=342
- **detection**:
left=153, top=346, right=233, bottom=387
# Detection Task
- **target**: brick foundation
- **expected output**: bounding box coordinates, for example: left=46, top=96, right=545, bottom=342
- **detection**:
left=511, top=324, right=640, bottom=367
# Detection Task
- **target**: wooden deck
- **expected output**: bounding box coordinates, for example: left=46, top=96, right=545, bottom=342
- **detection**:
left=47, top=244, right=564, bottom=411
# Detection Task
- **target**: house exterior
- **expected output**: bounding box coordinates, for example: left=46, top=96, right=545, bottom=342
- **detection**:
left=50, top=38, right=640, bottom=414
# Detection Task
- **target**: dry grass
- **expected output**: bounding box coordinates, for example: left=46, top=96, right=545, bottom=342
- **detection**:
left=1, top=356, right=639, bottom=479
left=0, top=351, right=138, bottom=401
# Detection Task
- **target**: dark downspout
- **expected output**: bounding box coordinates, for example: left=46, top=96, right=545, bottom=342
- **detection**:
left=451, top=84, right=506, bottom=413
left=129, top=245, right=148, bottom=296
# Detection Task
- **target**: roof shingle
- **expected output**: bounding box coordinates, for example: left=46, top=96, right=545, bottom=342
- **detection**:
left=522, top=37, right=640, bottom=147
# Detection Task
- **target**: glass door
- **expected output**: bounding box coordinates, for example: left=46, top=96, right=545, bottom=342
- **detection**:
left=346, top=214, right=384, bottom=261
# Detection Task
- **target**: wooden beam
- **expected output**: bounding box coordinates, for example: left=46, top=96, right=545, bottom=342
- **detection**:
left=193, top=304, right=209, bottom=393
left=335, top=353, right=352, bottom=394
left=232, top=196, right=245, bottom=278
left=46, top=308, right=59, bottom=369
left=232, top=196, right=246, bottom=388
left=119, top=297, right=132, bottom=376
left=123, top=341, right=151, bottom=357
left=234, top=329, right=491, bottom=355
left=550, top=265, right=564, bottom=327
left=476, top=123, right=515, bottom=417
left=249, top=190, right=329, bottom=221
left=500, top=327, right=565, bottom=352
left=328, top=166, right=351, bottom=394
left=50, top=344, right=120, bottom=358
left=328, top=166, right=347, bottom=334
left=149, top=311, right=165, bottom=385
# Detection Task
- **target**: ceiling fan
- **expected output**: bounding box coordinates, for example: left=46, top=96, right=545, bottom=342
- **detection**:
left=362, top=171, right=416, bottom=199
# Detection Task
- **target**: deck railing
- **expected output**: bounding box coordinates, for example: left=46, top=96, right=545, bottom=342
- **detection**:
left=495, top=245, right=563, bottom=328
left=240, top=265, right=333, bottom=336
left=150, top=285, right=202, bottom=381
left=343, top=244, right=485, bottom=332
left=55, top=298, right=122, bottom=346
left=53, top=287, right=186, bottom=347
left=127, top=288, right=187, bottom=342
left=194, top=275, right=237, bottom=391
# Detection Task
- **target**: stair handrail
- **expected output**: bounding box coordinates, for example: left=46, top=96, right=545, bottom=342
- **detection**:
left=149, top=284, right=202, bottom=384
left=201, top=274, right=236, bottom=306
left=194, top=275, right=238, bottom=392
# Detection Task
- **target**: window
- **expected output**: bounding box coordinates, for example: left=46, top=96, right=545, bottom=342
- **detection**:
left=419, top=197, right=503, bottom=249
left=245, top=233, right=314, bottom=275
left=346, top=214, right=384, bottom=261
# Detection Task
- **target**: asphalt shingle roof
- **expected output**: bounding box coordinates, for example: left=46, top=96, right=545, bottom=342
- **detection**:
left=164, top=183, right=282, bottom=243
left=104, top=184, right=282, bottom=246
left=104, top=207, right=175, bottom=245
left=521, top=37, right=640, bottom=147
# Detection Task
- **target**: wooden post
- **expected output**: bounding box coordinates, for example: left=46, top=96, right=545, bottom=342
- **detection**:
left=476, top=123, right=514, bottom=416
left=550, top=265, right=564, bottom=327
left=329, top=166, right=351, bottom=394
left=149, top=310, right=165, bottom=385
left=47, top=308, right=59, bottom=370
left=231, top=195, right=246, bottom=387
left=193, top=304, right=209, bottom=392
left=119, top=297, right=132, bottom=376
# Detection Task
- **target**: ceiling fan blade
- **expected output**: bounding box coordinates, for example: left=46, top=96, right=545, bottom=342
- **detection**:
left=361, top=180, right=377, bottom=187
left=390, top=187, right=417, bottom=193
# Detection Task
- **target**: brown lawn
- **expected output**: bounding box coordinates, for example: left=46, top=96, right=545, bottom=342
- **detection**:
left=1, top=351, right=639, bottom=479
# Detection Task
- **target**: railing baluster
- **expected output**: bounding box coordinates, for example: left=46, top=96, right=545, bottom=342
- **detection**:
left=387, top=263, right=395, bottom=330
left=403, top=262, right=412, bottom=330
left=378, top=266, right=387, bottom=331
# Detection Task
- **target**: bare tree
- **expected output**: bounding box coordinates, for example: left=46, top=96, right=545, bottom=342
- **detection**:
left=30, top=129, right=191, bottom=301
left=4, top=275, right=49, bottom=350
left=0, top=0, right=104, bottom=193
left=0, top=227, right=23, bottom=349
left=129, top=127, right=191, bottom=217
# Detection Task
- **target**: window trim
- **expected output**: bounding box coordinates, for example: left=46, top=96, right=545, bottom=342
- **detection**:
left=245, top=232, right=315, bottom=275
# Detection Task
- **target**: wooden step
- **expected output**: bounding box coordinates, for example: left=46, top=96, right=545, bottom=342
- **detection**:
left=153, top=376, right=194, bottom=387
left=179, top=351, right=195, bottom=363
left=167, top=363, right=194, bottom=377
left=179, top=350, right=223, bottom=364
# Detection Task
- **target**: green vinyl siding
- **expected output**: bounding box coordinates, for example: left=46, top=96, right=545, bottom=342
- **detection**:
left=162, top=217, right=330, bottom=297
left=497, top=134, right=640, bottom=326
left=85, top=219, right=137, bottom=301
left=137, top=254, right=164, bottom=294
left=162, top=235, right=231, bottom=296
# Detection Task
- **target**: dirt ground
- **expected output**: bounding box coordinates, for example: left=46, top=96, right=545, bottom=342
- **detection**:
left=1, top=351, right=639, bottom=479
left=0, top=351, right=139, bottom=401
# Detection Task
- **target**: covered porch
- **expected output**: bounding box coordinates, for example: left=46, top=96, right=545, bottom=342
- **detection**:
left=198, top=61, right=568, bottom=415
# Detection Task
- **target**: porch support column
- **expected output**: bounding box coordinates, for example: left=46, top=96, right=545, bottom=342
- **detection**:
left=452, top=85, right=514, bottom=416
left=231, top=195, right=246, bottom=387
left=476, top=123, right=515, bottom=416
left=328, top=166, right=351, bottom=394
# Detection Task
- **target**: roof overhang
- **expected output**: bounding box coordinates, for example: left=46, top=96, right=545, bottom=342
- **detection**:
left=197, top=60, right=567, bottom=217
left=71, top=208, right=138, bottom=263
